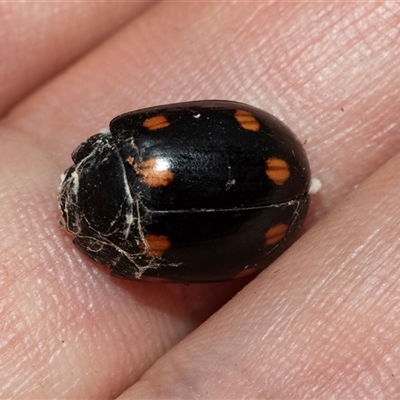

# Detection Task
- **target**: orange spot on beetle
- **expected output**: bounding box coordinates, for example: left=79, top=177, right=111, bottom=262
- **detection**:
left=143, top=115, right=170, bottom=130
left=138, top=158, right=174, bottom=187
left=234, top=109, right=260, bottom=131
left=265, top=158, right=290, bottom=185
left=265, top=223, right=288, bottom=246
left=142, top=234, right=171, bottom=257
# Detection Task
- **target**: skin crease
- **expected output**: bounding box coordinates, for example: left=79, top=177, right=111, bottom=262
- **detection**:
left=0, top=1, right=400, bottom=399
left=0, top=2, right=155, bottom=115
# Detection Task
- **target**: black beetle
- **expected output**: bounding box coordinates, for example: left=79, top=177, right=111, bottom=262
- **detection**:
left=59, top=100, right=312, bottom=282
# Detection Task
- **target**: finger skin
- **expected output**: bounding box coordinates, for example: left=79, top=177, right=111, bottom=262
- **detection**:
left=0, top=2, right=400, bottom=398
left=0, top=2, right=155, bottom=116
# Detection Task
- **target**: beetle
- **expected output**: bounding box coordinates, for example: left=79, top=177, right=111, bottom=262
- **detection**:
left=58, top=100, right=312, bottom=282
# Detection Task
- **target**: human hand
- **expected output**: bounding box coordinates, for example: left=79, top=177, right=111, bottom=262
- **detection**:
left=1, top=3, right=400, bottom=398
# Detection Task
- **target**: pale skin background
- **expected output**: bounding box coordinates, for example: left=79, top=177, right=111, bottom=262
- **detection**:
left=1, top=2, right=400, bottom=399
